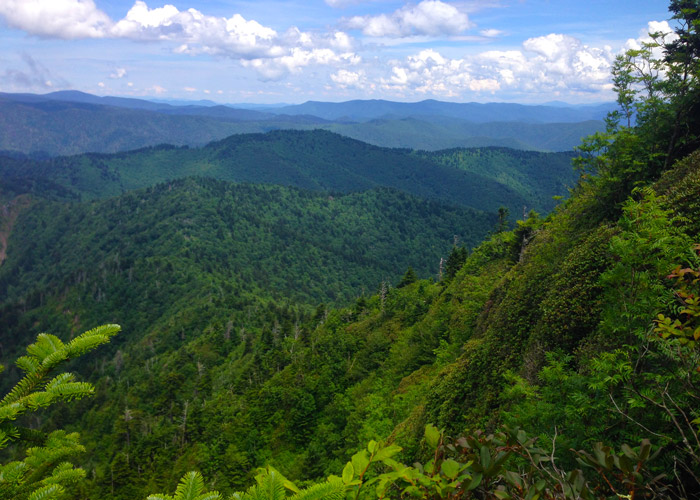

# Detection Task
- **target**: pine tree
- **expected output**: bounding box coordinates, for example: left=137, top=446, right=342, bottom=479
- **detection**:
left=0, top=324, right=120, bottom=500
left=397, top=267, right=417, bottom=288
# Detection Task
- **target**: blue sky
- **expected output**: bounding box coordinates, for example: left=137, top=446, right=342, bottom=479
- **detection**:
left=0, top=1, right=673, bottom=104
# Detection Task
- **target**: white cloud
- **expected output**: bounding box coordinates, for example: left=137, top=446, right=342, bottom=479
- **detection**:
left=184, top=86, right=196, bottom=92
left=346, top=1, right=471, bottom=38
left=0, top=0, right=112, bottom=39
left=479, top=28, right=502, bottom=38
left=111, top=1, right=281, bottom=59
left=330, top=69, right=367, bottom=88
left=110, top=67, right=127, bottom=79
left=380, top=49, right=475, bottom=96
left=379, top=32, right=615, bottom=98
left=243, top=49, right=360, bottom=81
left=624, top=20, right=677, bottom=58
left=0, top=1, right=359, bottom=76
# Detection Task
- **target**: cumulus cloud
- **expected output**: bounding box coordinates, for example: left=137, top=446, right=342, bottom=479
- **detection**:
left=0, top=0, right=112, bottom=39
left=0, top=1, right=360, bottom=79
left=330, top=69, right=368, bottom=89
left=624, top=20, right=678, bottom=61
left=379, top=49, right=497, bottom=96
left=243, top=49, right=360, bottom=81
left=346, top=0, right=471, bottom=38
left=380, top=32, right=615, bottom=97
left=111, top=1, right=281, bottom=59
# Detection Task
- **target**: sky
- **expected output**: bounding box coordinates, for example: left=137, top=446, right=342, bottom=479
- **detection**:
left=0, top=0, right=676, bottom=104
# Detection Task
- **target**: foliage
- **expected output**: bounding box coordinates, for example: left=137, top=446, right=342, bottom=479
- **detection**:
left=0, top=324, right=119, bottom=500
left=158, top=423, right=671, bottom=500
left=417, top=147, right=577, bottom=215
left=0, top=130, right=575, bottom=217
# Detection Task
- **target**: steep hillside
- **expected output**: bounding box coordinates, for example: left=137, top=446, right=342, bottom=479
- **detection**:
left=4, top=150, right=698, bottom=499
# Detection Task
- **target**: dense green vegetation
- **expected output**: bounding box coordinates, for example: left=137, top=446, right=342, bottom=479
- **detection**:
left=0, top=130, right=577, bottom=215
left=0, top=177, right=492, bottom=340
left=0, top=325, right=120, bottom=500
left=417, top=148, right=577, bottom=214
left=1, top=2, right=699, bottom=498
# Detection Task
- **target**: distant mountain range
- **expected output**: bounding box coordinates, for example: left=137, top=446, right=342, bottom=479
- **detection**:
left=266, top=99, right=616, bottom=123
left=0, top=91, right=610, bottom=156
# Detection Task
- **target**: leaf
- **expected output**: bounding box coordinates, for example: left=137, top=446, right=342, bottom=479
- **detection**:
left=424, top=424, right=440, bottom=450
left=440, top=459, right=461, bottom=480
left=351, top=450, right=370, bottom=476
left=367, top=440, right=379, bottom=454
left=374, top=444, right=402, bottom=462
left=638, top=439, right=652, bottom=462
left=465, top=472, right=482, bottom=491
left=479, top=446, right=491, bottom=471
left=620, top=444, right=636, bottom=460
left=342, top=462, right=354, bottom=484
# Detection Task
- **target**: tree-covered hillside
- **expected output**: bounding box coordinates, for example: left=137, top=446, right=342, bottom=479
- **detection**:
left=417, top=147, right=577, bottom=214
left=0, top=130, right=576, bottom=215
left=0, top=177, right=490, bottom=498
left=0, top=177, right=492, bottom=311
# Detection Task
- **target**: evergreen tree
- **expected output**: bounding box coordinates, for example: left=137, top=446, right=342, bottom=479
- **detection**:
left=0, top=324, right=120, bottom=500
left=397, top=267, right=417, bottom=288
left=443, top=247, right=468, bottom=280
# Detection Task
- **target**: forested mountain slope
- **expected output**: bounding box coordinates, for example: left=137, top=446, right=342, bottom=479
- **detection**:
left=417, top=147, right=577, bottom=214
left=0, top=177, right=491, bottom=312
left=0, top=130, right=576, bottom=215
left=0, top=178, right=492, bottom=497
left=4, top=149, right=700, bottom=499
